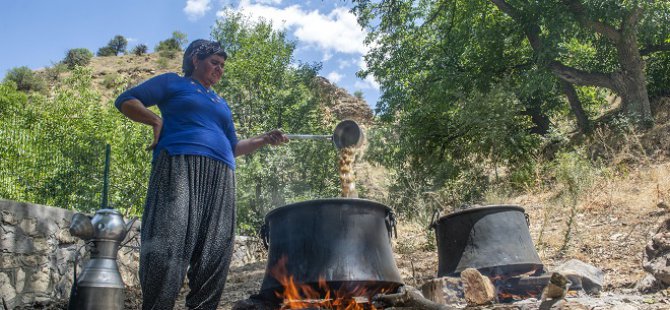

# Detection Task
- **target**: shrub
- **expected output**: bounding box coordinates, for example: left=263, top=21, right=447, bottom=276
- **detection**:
left=3, top=66, right=46, bottom=93
left=63, top=48, right=93, bottom=69
left=155, top=38, right=181, bottom=54
left=97, top=46, right=115, bottom=57
left=131, top=44, right=148, bottom=56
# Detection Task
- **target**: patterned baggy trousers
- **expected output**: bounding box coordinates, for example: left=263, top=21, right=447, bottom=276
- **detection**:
left=140, top=152, right=236, bottom=310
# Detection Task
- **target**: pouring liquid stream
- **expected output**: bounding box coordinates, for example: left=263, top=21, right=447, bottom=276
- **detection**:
left=338, top=147, right=357, bottom=198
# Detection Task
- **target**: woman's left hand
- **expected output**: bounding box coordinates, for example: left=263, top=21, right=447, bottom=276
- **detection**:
left=264, top=129, right=289, bottom=146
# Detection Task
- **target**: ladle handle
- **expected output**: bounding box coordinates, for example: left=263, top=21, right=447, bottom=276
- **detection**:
left=286, top=134, right=332, bottom=141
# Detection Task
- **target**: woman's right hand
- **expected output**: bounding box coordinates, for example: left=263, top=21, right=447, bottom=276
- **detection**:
left=147, top=118, right=163, bottom=151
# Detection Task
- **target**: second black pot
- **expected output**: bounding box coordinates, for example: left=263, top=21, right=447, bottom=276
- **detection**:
left=432, top=205, right=544, bottom=277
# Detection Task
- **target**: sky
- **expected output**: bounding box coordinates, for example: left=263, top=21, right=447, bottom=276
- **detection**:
left=0, top=0, right=380, bottom=108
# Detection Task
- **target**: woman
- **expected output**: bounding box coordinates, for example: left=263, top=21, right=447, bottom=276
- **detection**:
left=115, top=39, right=287, bottom=310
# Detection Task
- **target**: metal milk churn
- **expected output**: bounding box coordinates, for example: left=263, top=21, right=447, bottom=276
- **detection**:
left=67, top=145, right=135, bottom=310
left=67, top=209, right=135, bottom=310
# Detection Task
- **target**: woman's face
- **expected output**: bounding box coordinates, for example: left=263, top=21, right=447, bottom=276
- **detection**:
left=192, top=54, right=226, bottom=87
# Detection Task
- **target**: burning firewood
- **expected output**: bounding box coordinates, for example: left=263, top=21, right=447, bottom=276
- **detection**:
left=460, top=268, right=496, bottom=306
left=371, top=285, right=457, bottom=310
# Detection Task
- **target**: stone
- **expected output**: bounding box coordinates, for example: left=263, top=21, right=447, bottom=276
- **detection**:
left=420, top=276, right=464, bottom=305
left=0, top=272, right=17, bottom=303
left=19, top=217, right=38, bottom=236
left=642, top=219, right=670, bottom=289
left=26, top=266, right=52, bottom=292
left=636, top=273, right=661, bottom=293
left=15, top=268, right=25, bottom=292
left=553, top=259, right=604, bottom=294
left=1, top=209, right=19, bottom=225
left=56, top=227, right=77, bottom=244
left=460, top=268, right=496, bottom=306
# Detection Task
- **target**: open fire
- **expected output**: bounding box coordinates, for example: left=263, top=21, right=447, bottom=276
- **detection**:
left=269, top=257, right=395, bottom=310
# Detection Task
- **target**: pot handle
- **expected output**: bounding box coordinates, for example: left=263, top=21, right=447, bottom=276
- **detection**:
left=385, top=210, right=397, bottom=240
left=260, top=223, right=269, bottom=250
left=429, top=209, right=440, bottom=230
left=525, top=213, right=530, bottom=227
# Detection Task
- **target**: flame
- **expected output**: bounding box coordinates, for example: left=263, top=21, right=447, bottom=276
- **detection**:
left=270, top=256, right=385, bottom=310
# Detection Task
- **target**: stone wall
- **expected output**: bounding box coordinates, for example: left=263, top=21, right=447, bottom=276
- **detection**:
left=0, top=199, right=261, bottom=309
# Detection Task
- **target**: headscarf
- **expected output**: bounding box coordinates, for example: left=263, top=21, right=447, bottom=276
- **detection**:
left=182, top=39, right=228, bottom=77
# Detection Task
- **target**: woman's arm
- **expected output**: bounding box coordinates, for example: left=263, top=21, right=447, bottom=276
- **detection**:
left=234, top=130, right=288, bottom=157
left=118, top=99, right=163, bottom=150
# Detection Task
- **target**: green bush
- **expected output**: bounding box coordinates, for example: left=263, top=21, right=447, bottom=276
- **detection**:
left=97, top=46, right=115, bottom=57
left=155, top=38, right=181, bottom=54
left=3, top=66, right=46, bottom=93
left=646, top=52, right=670, bottom=98
left=63, top=48, right=93, bottom=69
left=131, top=44, right=148, bottom=56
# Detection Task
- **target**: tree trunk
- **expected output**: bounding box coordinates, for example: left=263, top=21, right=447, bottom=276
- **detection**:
left=613, top=30, right=652, bottom=126
left=521, top=97, right=551, bottom=135
left=559, top=80, right=591, bottom=133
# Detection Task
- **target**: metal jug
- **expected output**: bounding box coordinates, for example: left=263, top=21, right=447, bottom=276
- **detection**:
left=68, top=209, right=136, bottom=310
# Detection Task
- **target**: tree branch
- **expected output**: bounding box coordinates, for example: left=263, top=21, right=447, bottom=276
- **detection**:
left=490, top=0, right=617, bottom=90
left=560, top=0, right=621, bottom=42
left=489, top=0, right=543, bottom=50
left=548, top=61, right=615, bottom=89
left=641, top=43, right=670, bottom=56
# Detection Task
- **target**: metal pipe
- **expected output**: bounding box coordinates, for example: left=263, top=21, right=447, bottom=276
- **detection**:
left=285, top=134, right=332, bottom=141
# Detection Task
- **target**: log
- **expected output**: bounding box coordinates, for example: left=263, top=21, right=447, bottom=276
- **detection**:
left=372, top=285, right=458, bottom=310
left=460, top=268, right=496, bottom=306
left=420, top=276, right=464, bottom=305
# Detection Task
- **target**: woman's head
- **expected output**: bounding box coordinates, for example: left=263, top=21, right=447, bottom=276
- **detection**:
left=182, top=39, right=228, bottom=77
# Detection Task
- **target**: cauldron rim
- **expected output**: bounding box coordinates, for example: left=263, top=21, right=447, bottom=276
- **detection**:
left=436, top=204, right=524, bottom=223
left=265, top=198, right=390, bottom=220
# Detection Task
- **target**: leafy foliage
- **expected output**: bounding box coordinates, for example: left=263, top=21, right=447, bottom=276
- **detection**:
left=351, top=0, right=670, bottom=216
left=131, top=44, right=148, bottom=56
left=155, top=32, right=186, bottom=59
left=212, top=11, right=342, bottom=233
left=3, top=66, right=46, bottom=93
left=63, top=48, right=93, bottom=69
left=98, top=35, right=128, bottom=56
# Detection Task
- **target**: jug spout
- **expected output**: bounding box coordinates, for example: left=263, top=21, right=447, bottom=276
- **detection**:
left=69, top=213, right=94, bottom=240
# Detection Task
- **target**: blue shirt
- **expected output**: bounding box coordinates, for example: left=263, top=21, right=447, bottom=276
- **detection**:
left=115, top=73, right=239, bottom=169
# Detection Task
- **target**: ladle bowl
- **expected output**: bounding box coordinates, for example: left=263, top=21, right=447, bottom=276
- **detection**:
left=286, top=120, right=364, bottom=149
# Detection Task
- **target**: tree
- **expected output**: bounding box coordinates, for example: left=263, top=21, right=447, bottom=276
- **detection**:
left=96, top=46, right=115, bottom=57
left=155, top=35, right=182, bottom=59
left=212, top=11, right=341, bottom=233
left=98, top=35, right=127, bottom=56
left=63, top=48, right=93, bottom=69
left=172, top=31, right=188, bottom=49
left=3, top=66, right=45, bottom=93
left=131, top=44, right=148, bottom=56
left=486, top=0, right=670, bottom=126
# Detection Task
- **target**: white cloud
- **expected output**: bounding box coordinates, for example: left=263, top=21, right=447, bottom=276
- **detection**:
left=322, top=51, right=333, bottom=62
left=337, top=58, right=353, bottom=70
left=220, top=1, right=368, bottom=55
left=184, top=0, right=212, bottom=21
left=326, top=71, right=344, bottom=83
left=354, top=74, right=380, bottom=91
left=255, top=0, right=282, bottom=4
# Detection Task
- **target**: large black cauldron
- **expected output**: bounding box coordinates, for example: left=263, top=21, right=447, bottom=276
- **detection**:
left=259, top=198, right=403, bottom=298
left=432, top=205, right=544, bottom=277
